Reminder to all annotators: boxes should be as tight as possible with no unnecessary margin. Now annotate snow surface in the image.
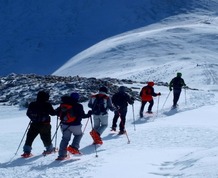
[1,83,218,178]
[1,1,218,177]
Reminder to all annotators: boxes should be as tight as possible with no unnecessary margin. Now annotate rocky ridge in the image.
[0,73,153,108]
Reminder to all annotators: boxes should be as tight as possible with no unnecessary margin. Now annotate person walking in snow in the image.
[111,86,134,134]
[22,91,57,158]
[56,93,91,160]
[139,81,161,118]
[169,72,186,108]
[88,86,115,144]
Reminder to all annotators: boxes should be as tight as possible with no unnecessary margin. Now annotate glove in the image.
[158,92,161,96]
[115,106,120,110]
[87,110,92,117]
[110,106,117,112]
[114,110,119,115]
[169,87,172,91]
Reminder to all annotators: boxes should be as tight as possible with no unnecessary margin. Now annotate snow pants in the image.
[23,122,53,153]
[112,107,127,131]
[93,114,108,136]
[173,89,182,106]
[140,99,154,116]
[58,124,83,157]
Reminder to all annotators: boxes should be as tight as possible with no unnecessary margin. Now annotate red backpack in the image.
[140,86,152,101]
[59,103,76,123]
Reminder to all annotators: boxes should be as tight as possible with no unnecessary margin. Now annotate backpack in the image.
[172,77,184,88]
[59,103,76,123]
[140,86,151,97]
[92,95,107,115]
[112,92,128,108]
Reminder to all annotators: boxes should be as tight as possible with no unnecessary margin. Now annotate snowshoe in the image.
[42,147,57,156]
[55,154,70,161]
[110,127,116,132]
[118,130,126,135]
[139,112,143,118]
[92,139,103,145]
[90,130,103,145]
[67,146,82,155]
[21,153,33,158]
[171,104,179,110]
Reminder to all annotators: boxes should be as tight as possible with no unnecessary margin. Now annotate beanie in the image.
[99,86,108,93]
[147,82,154,87]
[118,86,126,92]
[37,91,49,102]
[177,72,182,77]
[70,92,80,100]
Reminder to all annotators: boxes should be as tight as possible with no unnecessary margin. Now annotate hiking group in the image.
[21,72,187,160]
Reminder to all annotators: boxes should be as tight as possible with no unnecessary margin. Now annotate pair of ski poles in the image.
[13,117,61,158]
[161,87,187,110]
[51,116,98,158]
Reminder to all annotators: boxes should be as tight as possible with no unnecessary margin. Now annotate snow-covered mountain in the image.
[0,0,215,76]
[53,1,218,91]
[1,1,218,178]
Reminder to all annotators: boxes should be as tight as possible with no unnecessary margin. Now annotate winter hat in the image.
[99,86,108,93]
[118,86,126,92]
[177,72,182,77]
[147,81,154,87]
[70,92,80,101]
[37,91,49,102]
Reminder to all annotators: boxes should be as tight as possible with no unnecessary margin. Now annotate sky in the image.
[1,0,218,178]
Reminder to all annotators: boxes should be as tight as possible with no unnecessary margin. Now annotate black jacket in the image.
[26,101,56,123]
[169,77,186,90]
[112,91,134,109]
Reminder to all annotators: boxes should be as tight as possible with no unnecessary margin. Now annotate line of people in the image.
[21,86,135,160]
[21,72,186,160]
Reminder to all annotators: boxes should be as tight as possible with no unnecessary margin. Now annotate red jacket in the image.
[140,82,158,101]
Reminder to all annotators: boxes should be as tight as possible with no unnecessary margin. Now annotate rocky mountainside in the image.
[0,74,152,108]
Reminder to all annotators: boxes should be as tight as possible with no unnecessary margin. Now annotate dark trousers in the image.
[140,100,154,115]
[112,107,127,131]
[24,122,52,147]
[173,89,182,106]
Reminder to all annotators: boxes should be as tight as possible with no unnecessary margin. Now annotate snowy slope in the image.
[54,11,218,91]
[1,84,218,178]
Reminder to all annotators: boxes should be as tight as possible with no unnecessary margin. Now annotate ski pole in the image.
[124,129,130,144]
[119,112,130,144]
[54,116,59,150]
[184,88,187,105]
[161,91,171,110]
[14,121,31,156]
[51,121,61,143]
[132,104,136,131]
[156,95,160,116]
[82,116,90,134]
[90,116,98,157]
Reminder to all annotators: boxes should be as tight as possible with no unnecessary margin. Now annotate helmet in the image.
[70,92,80,101]
[147,82,154,87]
[177,72,182,77]
[118,86,126,92]
[37,91,49,102]
[99,86,108,93]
